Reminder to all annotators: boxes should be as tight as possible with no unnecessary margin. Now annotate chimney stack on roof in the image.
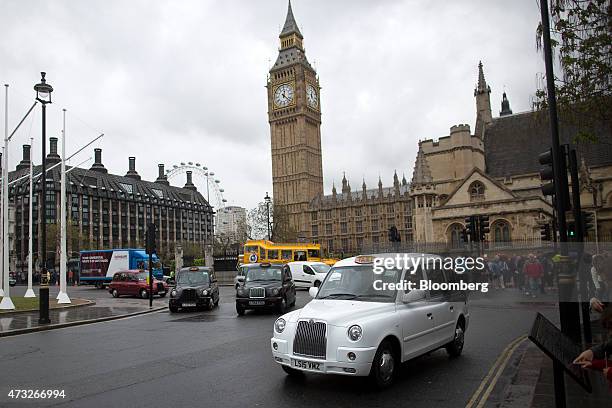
[46,137,61,165]
[155,164,170,185]
[90,148,108,173]
[184,170,197,191]
[16,144,32,171]
[125,156,141,180]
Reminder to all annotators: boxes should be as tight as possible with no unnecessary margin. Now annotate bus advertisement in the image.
[79,249,163,288]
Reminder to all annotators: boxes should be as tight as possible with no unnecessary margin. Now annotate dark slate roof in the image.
[8,163,212,209]
[271,46,313,72]
[280,0,303,39]
[484,111,612,178]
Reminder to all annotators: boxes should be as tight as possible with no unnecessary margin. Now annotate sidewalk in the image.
[492,327,611,407]
[0,288,166,337]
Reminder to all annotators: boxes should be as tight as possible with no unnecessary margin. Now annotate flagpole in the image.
[57,109,69,303]
[0,84,15,309]
[24,137,36,298]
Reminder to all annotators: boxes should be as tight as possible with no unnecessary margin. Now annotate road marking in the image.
[465,334,527,408]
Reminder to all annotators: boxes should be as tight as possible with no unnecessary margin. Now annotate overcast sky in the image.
[0,0,543,210]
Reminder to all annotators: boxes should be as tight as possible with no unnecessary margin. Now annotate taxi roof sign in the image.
[355,255,375,264]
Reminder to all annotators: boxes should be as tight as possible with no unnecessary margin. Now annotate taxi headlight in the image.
[170,289,177,297]
[348,325,363,342]
[274,318,286,333]
[237,287,247,296]
[202,289,209,296]
[271,288,280,296]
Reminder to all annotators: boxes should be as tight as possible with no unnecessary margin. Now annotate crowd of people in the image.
[481,253,554,297]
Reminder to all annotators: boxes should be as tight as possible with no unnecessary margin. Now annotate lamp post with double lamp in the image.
[34,72,53,324]
[264,192,271,240]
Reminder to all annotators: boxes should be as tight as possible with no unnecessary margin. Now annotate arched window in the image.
[448,223,465,248]
[493,220,511,242]
[469,181,485,201]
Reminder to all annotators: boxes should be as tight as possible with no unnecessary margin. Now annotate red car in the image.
[108,270,168,299]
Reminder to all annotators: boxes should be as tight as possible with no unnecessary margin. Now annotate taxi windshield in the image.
[316,265,400,302]
[177,271,209,285]
[246,267,282,282]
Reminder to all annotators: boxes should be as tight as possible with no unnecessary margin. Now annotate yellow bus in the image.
[242,240,337,266]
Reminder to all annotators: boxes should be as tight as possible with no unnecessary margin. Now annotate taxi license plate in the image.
[182,302,196,307]
[292,359,322,371]
[249,300,265,306]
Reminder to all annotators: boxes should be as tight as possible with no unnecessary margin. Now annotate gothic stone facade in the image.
[270,4,612,253]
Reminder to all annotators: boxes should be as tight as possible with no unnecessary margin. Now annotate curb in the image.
[0,306,165,337]
[0,299,96,316]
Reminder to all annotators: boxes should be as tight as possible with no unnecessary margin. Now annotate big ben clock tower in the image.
[268,1,323,239]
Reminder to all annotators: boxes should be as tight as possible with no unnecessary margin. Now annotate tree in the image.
[247,199,297,242]
[534,0,612,140]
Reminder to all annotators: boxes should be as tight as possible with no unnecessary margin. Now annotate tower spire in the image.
[280,0,303,39]
[474,60,492,138]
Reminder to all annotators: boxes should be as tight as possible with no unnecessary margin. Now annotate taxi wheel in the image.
[445,322,465,358]
[369,340,397,389]
[169,304,179,313]
[236,305,245,316]
[111,289,119,298]
[140,289,148,299]
[207,298,214,310]
[159,293,167,298]
[282,365,305,377]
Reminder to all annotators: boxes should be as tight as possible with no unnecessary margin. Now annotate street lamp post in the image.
[264,192,271,240]
[34,72,53,324]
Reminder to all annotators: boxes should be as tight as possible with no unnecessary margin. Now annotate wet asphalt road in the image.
[0,287,556,408]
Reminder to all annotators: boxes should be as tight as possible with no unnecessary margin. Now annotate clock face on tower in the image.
[306,84,318,108]
[273,83,294,108]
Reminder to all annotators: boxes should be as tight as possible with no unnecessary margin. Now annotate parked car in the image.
[236,263,296,316]
[169,266,219,312]
[287,261,330,288]
[108,270,168,299]
[271,254,469,388]
[9,272,17,287]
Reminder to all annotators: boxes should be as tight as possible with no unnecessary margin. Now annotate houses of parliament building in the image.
[268,2,612,254]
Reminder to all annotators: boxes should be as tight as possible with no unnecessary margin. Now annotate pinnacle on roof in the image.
[280,0,303,39]
[475,61,491,95]
[401,173,408,186]
[411,146,433,185]
[500,92,513,116]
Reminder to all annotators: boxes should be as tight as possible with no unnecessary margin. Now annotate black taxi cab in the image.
[235,263,296,316]
[169,266,220,312]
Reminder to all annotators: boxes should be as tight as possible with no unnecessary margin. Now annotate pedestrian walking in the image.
[523,254,544,297]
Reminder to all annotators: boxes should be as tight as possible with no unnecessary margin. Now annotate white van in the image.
[287,261,330,288]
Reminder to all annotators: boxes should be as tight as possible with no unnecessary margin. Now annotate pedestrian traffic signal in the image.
[538,149,556,196]
[146,223,157,255]
[540,224,551,241]
[581,211,594,234]
[567,222,576,238]
[478,215,490,241]
[465,216,477,242]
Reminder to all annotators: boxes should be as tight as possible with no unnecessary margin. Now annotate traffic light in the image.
[567,222,576,239]
[582,211,594,235]
[538,149,556,196]
[478,215,490,242]
[146,223,157,254]
[465,216,477,242]
[540,224,551,241]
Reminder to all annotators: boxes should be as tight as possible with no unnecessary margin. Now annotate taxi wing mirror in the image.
[237,276,245,283]
[402,290,426,303]
[309,287,319,298]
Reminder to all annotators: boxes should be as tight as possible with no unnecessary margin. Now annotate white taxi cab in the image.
[270,254,469,388]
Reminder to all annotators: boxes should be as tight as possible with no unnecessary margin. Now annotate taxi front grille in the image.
[181,289,197,301]
[249,288,265,298]
[293,320,327,359]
